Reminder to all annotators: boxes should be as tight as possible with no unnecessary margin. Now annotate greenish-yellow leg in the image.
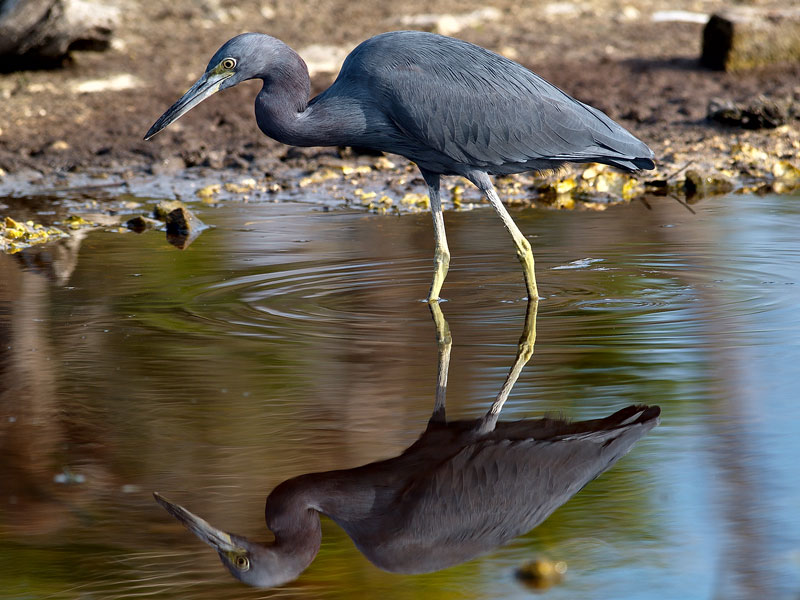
[470,172,539,300]
[426,178,450,302]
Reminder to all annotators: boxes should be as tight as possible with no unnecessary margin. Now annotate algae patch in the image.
[1,216,68,253]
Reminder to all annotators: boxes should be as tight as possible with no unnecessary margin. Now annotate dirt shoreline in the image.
[0,0,798,197]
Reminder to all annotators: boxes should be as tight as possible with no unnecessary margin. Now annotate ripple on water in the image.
[141,209,799,352]
[176,256,438,342]
[523,243,799,352]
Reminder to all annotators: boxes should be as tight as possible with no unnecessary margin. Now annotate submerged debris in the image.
[516,556,568,590]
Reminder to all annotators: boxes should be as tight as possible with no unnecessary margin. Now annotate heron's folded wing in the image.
[371,42,651,169]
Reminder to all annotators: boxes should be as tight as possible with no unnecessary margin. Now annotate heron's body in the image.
[155,405,659,585]
[146,31,655,301]
[259,32,653,175]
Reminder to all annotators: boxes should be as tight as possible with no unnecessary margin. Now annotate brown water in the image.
[1,192,799,599]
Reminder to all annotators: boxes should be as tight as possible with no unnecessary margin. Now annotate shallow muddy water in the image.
[1,191,799,599]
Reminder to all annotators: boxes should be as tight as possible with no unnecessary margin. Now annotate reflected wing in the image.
[370,36,652,171]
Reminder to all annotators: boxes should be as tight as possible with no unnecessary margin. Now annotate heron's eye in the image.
[221,58,236,70]
[234,555,250,571]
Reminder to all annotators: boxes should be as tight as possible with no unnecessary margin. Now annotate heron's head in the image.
[153,492,306,588]
[144,33,294,140]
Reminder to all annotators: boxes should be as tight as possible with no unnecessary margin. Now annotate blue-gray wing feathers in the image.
[338,32,653,174]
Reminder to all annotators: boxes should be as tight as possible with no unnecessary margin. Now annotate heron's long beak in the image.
[154,492,238,553]
[144,71,232,140]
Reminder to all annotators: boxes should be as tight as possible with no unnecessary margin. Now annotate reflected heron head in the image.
[154,492,304,588]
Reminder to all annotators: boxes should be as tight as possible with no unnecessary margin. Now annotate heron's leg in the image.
[427,301,452,425]
[421,170,450,302]
[478,298,538,433]
[468,172,539,300]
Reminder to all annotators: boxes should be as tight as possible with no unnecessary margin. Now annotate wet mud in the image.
[1,0,798,252]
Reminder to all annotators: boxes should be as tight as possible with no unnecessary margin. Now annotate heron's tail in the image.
[594,155,656,172]
[561,101,656,173]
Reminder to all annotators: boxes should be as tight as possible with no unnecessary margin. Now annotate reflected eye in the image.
[234,555,250,571]
[220,58,236,70]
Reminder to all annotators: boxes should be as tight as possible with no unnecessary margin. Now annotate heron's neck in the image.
[252,44,322,147]
[254,51,360,148]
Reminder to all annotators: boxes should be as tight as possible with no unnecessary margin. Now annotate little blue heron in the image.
[154,404,659,588]
[145,31,656,300]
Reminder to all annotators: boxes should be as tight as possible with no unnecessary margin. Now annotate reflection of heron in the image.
[145,31,655,301]
[155,301,659,588]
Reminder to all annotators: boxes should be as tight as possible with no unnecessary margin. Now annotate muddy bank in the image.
[0,0,798,233]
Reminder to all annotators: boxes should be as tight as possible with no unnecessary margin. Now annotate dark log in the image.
[0,0,118,70]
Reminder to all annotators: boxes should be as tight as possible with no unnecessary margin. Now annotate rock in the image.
[125,215,160,233]
[1,215,67,253]
[165,206,206,249]
[0,0,119,69]
[165,206,203,236]
[152,200,185,220]
[702,7,800,71]
[683,169,734,199]
[707,96,792,129]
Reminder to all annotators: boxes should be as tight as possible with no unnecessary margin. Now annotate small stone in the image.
[708,97,789,129]
[165,206,207,249]
[125,215,160,233]
[196,184,222,200]
[165,206,203,237]
[65,215,93,230]
[684,170,734,198]
[153,200,185,220]
[772,160,800,182]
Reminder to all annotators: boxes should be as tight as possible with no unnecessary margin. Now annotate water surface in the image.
[1,192,799,599]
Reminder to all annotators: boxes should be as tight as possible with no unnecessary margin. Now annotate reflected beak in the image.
[154,492,238,553]
[144,71,232,140]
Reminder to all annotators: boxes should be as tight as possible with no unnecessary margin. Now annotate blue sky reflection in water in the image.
[0,192,799,599]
